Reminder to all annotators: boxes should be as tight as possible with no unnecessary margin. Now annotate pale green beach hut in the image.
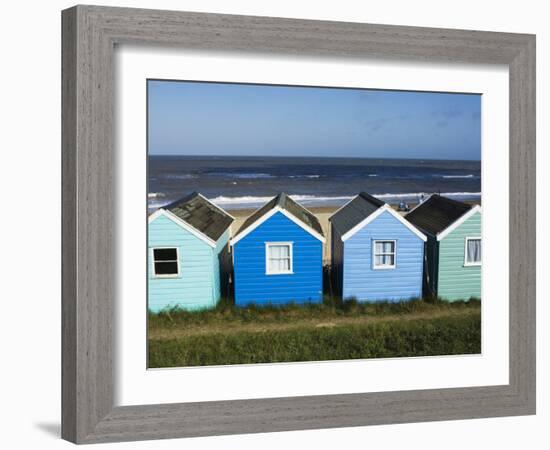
[406,195,482,301]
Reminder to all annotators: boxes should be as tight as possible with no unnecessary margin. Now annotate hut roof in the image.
[163,192,234,242]
[405,194,473,236]
[235,192,324,239]
[329,192,385,236]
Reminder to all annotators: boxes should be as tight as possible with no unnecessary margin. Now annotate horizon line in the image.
[148,154,481,162]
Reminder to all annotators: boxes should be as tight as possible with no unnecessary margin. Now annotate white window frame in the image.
[372,239,397,270]
[265,242,294,275]
[464,236,482,267]
[151,246,180,278]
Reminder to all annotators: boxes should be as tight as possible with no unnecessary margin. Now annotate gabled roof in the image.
[329,192,385,236]
[231,193,325,245]
[151,192,234,243]
[330,192,427,242]
[405,194,474,237]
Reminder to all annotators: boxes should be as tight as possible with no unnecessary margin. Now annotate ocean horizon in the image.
[148,155,481,210]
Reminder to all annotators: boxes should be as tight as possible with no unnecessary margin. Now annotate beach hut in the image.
[230,193,325,306]
[330,192,427,302]
[148,192,234,312]
[405,194,482,301]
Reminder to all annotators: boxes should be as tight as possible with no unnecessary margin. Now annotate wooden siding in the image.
[424,236,440,296]
[342,210,424,302]
[233,211,323,306]
[212,228,231,301]
[437,211,482,301]
[148,214,215,312]
[330,223,344,298]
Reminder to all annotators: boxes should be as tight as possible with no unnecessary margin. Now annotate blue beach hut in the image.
[330,192,426,302]
[230,193,325,307]
[148,192,234,312]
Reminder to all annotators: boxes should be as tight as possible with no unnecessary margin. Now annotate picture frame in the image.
[61,4,535,444]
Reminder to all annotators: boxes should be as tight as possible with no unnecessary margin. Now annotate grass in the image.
[148,297,481,368]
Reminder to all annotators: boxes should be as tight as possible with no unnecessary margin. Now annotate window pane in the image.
[267,244,291,273]
[269,246,281,259]
[154,248,177,261]
[268,257,290,272]
[155,261,178,275]
[467,239,481,263]
[269,245,289,259]
[374,245,395,267]
[381,254,395,266]
[374,241,395,255]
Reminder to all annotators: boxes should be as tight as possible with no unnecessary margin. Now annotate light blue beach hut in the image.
[148,192,234,312]
[330,192,426,302]
[230,193,325,307]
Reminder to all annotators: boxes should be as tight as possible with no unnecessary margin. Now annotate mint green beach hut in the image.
[148,192,234,312]
[406,195,482,301]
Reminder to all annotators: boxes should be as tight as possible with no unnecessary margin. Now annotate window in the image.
[152,247,179,277]
[464,237,482,266]
[265,242,293,275]
[373,240,396,269]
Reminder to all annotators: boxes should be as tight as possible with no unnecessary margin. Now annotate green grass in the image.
[148,313,481,367]
[148,296,480,329]
[148,297,481,368]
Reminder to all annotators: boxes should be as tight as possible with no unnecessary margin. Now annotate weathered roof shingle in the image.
[405,194,472,236]
[163,192,233,241]
[329,192,385,235]
[236,192,323,237]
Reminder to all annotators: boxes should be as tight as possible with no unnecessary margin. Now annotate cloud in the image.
[363,113,410,132]
[432,107,463,119]
[364,117,389,132]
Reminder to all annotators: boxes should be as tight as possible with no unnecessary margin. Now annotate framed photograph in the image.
[62,5,536,444]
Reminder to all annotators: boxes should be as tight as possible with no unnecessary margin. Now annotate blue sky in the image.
[148,80,481,161]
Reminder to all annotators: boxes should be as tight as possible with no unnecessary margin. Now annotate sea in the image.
[148,156,481,211]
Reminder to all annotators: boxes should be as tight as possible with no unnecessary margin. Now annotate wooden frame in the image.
[62,5,536,444]
[464,237,483,267]
[265,242,294,275]
[372,239,397,270]
[150,247,180,279]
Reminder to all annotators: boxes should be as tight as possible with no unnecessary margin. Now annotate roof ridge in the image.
[429,193,472,210]
[282,193,323,228]
[329,192,385,237]
[196,192,235,220]
[157,191,233,242]
[233,192,324,241]
[234,195,278,235]
[163,192,234,223]
[276,192,287,208]
[163,191,200,211]
[358,191,385,207]
[405,194,475,236]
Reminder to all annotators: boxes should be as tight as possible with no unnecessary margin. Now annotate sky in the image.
[148,80,481,161]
